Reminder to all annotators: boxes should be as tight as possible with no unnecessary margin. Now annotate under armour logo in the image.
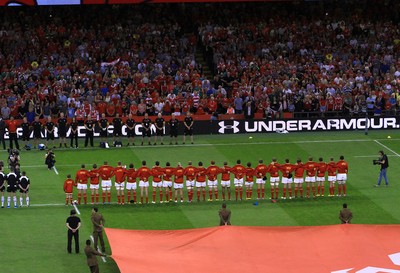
[218,121,240,134]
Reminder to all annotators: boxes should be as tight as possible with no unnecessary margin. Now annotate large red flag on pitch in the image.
[106,225,400,273]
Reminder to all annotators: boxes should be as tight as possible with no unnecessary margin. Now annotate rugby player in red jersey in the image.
[174,163,185,202]
[304,157,318,198]
[63,174,74,205]
[267,158,280,201]
[206,161,220,201]
[195,162,207,201]
[125,164,137,203]
[327,158,337,196]
[336,156,349,197]
[254,160,268,199]
[151,161,164,203]
[184,161,197,202]
[137,160,152,204]
[231,160,246,201]
[245,162,255,200]
[113,162,127,205]
[316,158,328,197]
[75,164,90,205]
[280,159,296,199]
[219,162,231,201]
[163,162,175,202]
[89,164,100,205]
[99,161,114,204]
[293,159,305,198]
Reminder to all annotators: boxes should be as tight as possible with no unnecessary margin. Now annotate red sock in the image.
[127,192,131,202]
[270,188,274,199]
[222,190,226,200]
[102,193,106,203]
[140,197,143,203]
[160,191,163,202]
[107,192,111,203]
[190,190,194,201]
[83,193,87,204]
[288,188,292,197]
[275,188,279,199]
[306,186,310,197]
[294,187,298,197]
[65,198,69,205]
[235,188,239,201]
[261,188,265,198]
[321,186,325,196]
[300,187,303,197]
[152,190,156,202]
[202,190,206,201]
[239,188,243,200]
[169,191,172,200]
[257,188,261,198]
[332,186,335,196]
[117,196,121,204]
[317,185,321,195]
[312,186,316,197]
[91,195,95,204]
[338,185,342,195]
[69,197,73,204]
[214,189,218,200]
[343,184,346,195]
[133,191,137,202]
[145,197,148,203]
[209,190,213,200]
[96,194,99,203]
[227,188,231,200]
[197,190,201,201]
[121,195,125,203]
[165,190,169,201]
[283,188,287,197]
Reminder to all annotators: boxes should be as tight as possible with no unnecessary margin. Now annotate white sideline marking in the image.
[73,202,80,215]
[53,166,59,175]
[90,235,107,263]
[374,140,400,157]
[354,155,398,158]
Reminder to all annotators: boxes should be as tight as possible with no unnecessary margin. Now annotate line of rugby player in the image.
[64,156,349,205]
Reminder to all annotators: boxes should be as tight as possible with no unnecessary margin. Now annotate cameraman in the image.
[375,150,389,187]
[45,149,56,170]
[8,149,20,170]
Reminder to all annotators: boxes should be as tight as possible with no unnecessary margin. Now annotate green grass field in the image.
[1,130,400,273]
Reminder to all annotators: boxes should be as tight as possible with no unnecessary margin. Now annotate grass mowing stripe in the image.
[374,140,400,157]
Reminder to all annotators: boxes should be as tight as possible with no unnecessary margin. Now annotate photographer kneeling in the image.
[374,150,389,187]
[8,149,20,170]
[45,149,56,170]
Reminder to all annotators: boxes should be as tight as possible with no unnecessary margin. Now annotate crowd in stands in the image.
[1,1,400,122]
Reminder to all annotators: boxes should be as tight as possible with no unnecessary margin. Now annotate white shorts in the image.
[270,177,280,183]
[90,184,99,190]
[328,176,336,182]
[115,182,125,190]
[256,178,266,184]
[234,178,244,187]
[139,181,149,187]
[316,177,325,182]
[245,182,254,187]
[152,181,163,188]
[101,180,112,189]
[186,180,195,187]
[163,181,172,188]
[126,182,137,190]
[174,183,184,189]
[208,180,218,187]
[305,176,316,183]
[282,177,293,184]
[221,180,231,187]
[196,182,206,188]
[294,178,304,184]
[337,173,347,182]
[77,183,87,190]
